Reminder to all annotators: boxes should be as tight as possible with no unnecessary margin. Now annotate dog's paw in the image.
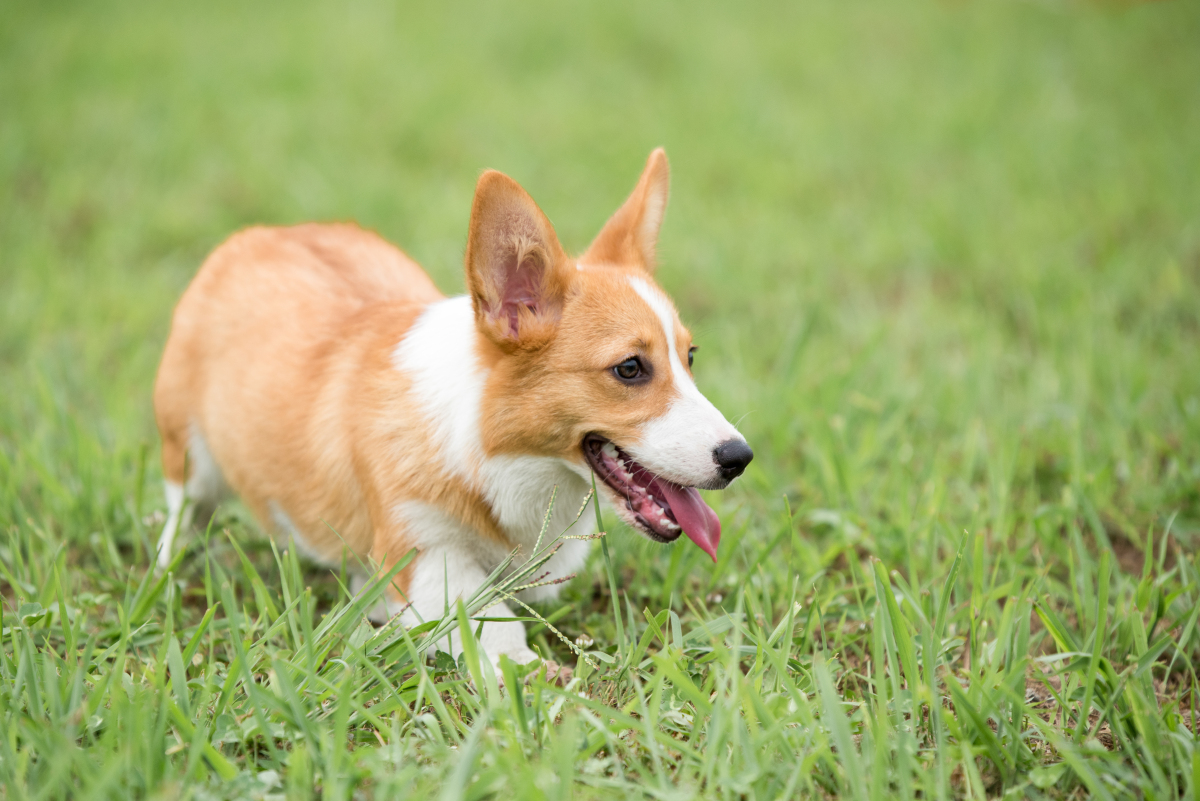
[538,659,573,686]
[488,653,572,688]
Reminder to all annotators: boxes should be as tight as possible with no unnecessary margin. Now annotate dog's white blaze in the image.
[627,275,743,486]
[628,276,689,384]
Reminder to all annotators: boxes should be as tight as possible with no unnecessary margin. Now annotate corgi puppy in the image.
[153,149,753,668]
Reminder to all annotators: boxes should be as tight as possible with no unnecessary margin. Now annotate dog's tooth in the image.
[602,442,618,458]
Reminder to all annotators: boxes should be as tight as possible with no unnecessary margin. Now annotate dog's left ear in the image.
[465,170,570,350]
[583,148,670,272]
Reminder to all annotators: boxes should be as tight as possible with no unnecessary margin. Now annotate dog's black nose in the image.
[713,439,754,480]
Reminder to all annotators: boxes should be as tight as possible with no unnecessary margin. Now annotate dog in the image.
[152,148,753,669]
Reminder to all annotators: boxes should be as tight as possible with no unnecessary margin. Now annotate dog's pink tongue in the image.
[656,480,721,562]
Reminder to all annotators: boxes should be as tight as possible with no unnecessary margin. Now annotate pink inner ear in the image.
[489,249,543,338]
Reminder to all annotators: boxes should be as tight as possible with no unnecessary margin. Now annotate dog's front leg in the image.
[395,545,539,671]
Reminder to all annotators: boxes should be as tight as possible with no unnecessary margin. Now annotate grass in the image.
[2,0,1200,797]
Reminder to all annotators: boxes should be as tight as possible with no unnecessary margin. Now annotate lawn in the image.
[2,0,1200,798]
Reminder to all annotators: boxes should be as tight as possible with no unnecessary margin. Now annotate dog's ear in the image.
[583,148,670,272]
[465,170,570,349]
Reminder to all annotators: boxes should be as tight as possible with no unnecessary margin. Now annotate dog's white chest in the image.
[392,296,595,592]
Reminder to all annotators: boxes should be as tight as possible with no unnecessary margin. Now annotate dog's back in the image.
[153,223,442,561]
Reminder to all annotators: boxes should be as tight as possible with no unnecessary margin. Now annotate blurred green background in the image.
[4,1,1200,796]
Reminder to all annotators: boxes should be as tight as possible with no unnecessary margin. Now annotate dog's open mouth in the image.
[583,434,721,562]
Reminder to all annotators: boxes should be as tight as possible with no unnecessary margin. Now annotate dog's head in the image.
[468,149,752,560]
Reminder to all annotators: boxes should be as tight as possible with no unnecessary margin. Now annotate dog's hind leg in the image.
[156,415,190,569]
[156,424,227,569]
[157,480,190,569]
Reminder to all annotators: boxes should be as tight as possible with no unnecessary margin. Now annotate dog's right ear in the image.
[583,148,670,272]
[465,171,570,350]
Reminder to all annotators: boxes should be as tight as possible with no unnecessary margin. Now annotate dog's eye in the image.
[688,346,697,368]
[613,358,643,381]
